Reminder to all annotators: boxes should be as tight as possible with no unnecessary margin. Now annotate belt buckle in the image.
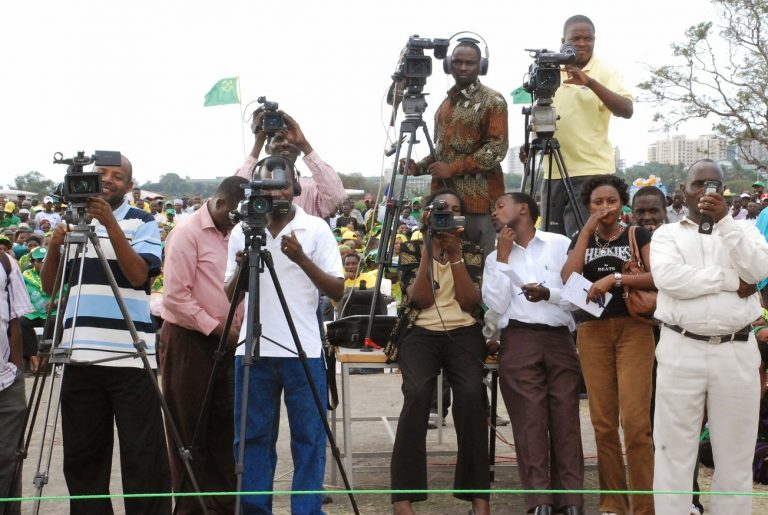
[708,335,723,344]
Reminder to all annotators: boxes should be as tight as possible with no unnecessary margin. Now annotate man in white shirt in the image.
[665,190,688,223]
[33,196,61,232]
[482,192,584,515]
[225,157,343,514]
[651,159,768,515]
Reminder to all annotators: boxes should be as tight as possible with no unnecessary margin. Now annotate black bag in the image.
[326,315,397,349]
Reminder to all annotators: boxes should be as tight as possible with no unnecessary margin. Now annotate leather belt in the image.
[664,324,751,344]
[508,319,569,332]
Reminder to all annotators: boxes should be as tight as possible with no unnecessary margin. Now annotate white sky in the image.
[1,0,720,187]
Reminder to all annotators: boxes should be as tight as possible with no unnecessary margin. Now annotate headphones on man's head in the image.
[252,156,302,197]
[442,32,490,76]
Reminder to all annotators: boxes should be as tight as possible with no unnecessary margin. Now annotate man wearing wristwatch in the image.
[651,160,768,515]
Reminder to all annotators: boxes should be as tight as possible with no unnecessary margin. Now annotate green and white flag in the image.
[203,77,239,107]
[510,87,533,105]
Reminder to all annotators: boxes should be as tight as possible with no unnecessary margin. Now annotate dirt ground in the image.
[16,372,768,514]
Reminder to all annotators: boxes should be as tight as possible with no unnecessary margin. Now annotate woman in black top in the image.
[561,175,656,515]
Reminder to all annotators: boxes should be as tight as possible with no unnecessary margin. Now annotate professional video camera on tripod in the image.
[13,150,207,515]
[519,44,585,233]
[324,35,450,352]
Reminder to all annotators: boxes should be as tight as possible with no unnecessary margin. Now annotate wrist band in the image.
[450,258,464,265]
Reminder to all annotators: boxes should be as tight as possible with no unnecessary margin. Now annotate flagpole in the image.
[237,76,247,156]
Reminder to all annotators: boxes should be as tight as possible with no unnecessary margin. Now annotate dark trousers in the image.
[541,175,597,238]
[498,325,584,511]
[20,317,42,360]
[0,372,25,515]
[391,324,489,503]
[160,322,235,514]
[61,365,171,515]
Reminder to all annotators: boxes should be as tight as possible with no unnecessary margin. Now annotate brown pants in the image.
[160,322,235,514]
[498,325,584,512]
[577,317,655,515]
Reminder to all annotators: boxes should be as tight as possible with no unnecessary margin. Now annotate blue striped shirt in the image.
[60,200,161,368]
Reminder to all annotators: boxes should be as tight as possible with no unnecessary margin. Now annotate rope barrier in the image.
[3,488,768,503]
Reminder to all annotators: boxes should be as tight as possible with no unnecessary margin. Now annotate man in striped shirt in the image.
[41,155,171,515]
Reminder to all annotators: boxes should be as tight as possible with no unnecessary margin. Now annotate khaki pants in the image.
[653,326,760,515]
[577,317,655,515]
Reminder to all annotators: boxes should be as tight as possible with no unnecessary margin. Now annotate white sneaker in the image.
[690,504,703,515]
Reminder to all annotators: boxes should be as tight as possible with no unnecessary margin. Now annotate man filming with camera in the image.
[225,157,343,514]
[40,155,171,515]
[236,104,346,220]
[402,39,508,257]
[524,14,633,237]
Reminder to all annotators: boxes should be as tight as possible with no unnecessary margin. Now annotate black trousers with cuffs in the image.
[391,323,489,503]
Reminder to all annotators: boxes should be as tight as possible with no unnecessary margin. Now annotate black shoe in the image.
[532,505,553,515]
[561,506,584,515]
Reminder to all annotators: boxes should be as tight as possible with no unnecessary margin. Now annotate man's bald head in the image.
[121,155,133,183]
[686,159,724,186]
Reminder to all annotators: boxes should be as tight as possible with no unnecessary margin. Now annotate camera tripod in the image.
[363,86,440,345]
[10,211,207,515]
[181,219,359,515]
[520,104,584,234]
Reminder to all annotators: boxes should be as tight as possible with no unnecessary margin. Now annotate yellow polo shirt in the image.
[546,55,632,178]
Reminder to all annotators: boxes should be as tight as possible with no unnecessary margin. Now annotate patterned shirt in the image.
[1,255,33,390]
[60,200,161,367]
[417,79,508,214]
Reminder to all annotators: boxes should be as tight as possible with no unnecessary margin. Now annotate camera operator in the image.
[235,109,346,219]
[651,160,768,514]
[401,40,508,257]
[224,162,343,514]
[387,189,490,515]
[40,155,171,515]
[523,15,633,237]
[482,192,584,515]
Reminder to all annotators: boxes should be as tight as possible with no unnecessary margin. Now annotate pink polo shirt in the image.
[162,202,240,336]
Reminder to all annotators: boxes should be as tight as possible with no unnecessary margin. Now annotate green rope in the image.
[3,488,768,503]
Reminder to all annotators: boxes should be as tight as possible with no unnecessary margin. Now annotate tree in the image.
[638,0,768,167]
[13,171,55,196]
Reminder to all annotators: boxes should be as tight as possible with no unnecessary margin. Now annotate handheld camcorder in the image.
[52,150,121,203]
[427,199,465,232]
[233,156,291,228]
[523,44,576,101]
[257,96,286,134]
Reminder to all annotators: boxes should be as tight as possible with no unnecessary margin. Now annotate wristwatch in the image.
[614,272,623,288]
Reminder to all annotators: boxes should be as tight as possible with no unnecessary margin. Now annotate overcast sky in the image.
[2,0,720,187]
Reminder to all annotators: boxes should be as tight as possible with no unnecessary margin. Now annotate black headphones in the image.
[442,32,490,76]
[252,156,302,196]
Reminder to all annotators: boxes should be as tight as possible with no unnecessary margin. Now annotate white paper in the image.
[562,272,612,318]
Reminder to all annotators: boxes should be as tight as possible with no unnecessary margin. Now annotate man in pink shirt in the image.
[160,176,247,514]
[236,110,346,219]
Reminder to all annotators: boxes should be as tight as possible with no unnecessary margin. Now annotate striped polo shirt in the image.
[60,200,161,368]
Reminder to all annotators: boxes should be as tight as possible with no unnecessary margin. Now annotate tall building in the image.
[648,134,730,168]
[506,146,525,176]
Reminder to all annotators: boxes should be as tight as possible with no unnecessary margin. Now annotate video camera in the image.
[521,45,576,136]
[50,150,121,225]
[427,199,465,232]
[522,45,576,101]
[233,156,291,228]
[257,96,286,134]
[391,35,450,91]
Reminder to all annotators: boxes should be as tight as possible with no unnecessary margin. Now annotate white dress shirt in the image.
[482,230,575,332]
[650,215,768,334]
[225,205,342,358]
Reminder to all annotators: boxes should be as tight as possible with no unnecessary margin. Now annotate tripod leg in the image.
[261,251,360,515]
[31,364,65,515]
[551,147,585,232]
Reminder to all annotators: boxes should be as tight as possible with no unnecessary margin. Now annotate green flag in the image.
[203,77,240,107]
[510,87,532,105]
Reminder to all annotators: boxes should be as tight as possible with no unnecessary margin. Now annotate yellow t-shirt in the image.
[546,55,632,178]
[415,260,476,331]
